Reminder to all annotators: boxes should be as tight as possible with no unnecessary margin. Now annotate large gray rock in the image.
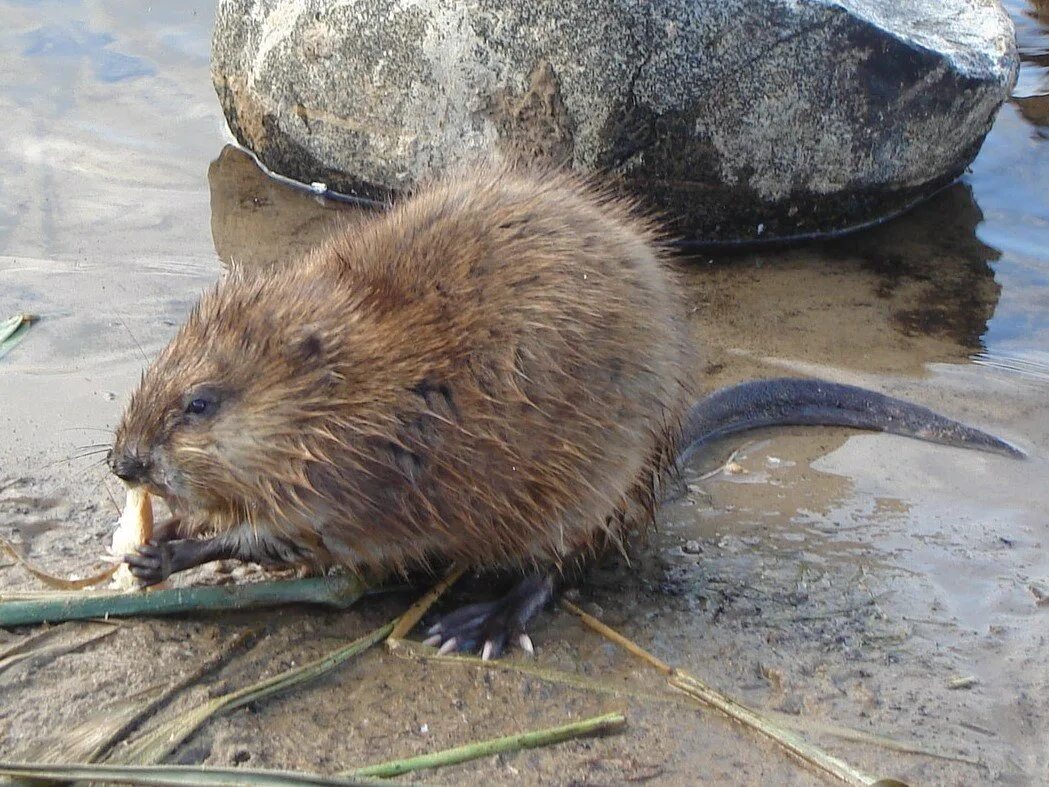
[212,0,1018,242]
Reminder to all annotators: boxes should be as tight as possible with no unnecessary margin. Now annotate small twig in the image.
[0,621,117,676]
[345,712,626,778]
[0,535,118,590]
[959,721,997,737]
[901,616,957,628]
[392,639,692,707]
[561,600,674,675]
[694,446,744,481]
[385,564,464,649]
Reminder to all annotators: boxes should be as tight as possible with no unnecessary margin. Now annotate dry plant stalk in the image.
[385,563,464,649]
[391,638,688,706]
[18,630,255,765]
[0,621,117,676]
[109,575,467,766]
[109,620,395,765]
[562,599,886,786]
[0,536,117,590]
[395,639,976,767]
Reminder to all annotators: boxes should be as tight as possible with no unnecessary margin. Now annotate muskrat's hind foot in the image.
[423,573,557,660]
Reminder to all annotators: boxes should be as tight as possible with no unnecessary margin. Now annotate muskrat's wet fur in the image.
[113,165,689,580]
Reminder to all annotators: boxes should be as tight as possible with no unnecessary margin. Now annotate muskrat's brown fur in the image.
[113,165,691,580]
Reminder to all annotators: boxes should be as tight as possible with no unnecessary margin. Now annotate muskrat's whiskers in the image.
[32,451,109,473]
[30,443,111,473]
[100,477,123,515]
[115,313,149,365]
[69,448,112,460]
[72,449,112,459]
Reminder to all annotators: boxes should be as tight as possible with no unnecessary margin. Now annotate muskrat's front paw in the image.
[123,540,172,586]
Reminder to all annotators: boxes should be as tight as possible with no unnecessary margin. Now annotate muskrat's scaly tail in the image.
[677,378,1025,464]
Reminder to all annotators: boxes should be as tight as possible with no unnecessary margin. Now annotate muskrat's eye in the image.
[186,398,210,415]
[182,387,221,420]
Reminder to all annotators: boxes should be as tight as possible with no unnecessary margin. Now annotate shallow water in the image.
[1,1,1048,783]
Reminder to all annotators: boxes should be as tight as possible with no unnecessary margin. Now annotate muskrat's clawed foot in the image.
[423,574,556,660]
[123,540,174,586]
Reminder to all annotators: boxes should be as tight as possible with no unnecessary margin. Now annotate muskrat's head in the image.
[109,267,349,520]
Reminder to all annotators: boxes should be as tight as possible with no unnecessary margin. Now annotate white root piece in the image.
[109,487,154,590]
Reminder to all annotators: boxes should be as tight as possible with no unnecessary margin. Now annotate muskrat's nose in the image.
[112,453,150,484]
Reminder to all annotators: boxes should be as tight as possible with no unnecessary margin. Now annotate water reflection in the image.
[964,3,1049,371]
[824,183,1001,351]
[675,182,1003,388]
[208,145,365,272]
[1010,0,1049,127]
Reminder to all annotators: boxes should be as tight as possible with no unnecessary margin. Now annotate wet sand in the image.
[1,1,1048,784]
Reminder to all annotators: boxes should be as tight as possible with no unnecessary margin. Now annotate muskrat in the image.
[109,165,1022,659]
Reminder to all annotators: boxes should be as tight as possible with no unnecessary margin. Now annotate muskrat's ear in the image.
[285,324,333,368]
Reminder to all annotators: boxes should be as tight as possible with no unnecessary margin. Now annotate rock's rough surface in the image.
[212,0,1018,241]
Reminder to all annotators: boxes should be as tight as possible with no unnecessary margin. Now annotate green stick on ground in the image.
[0,762,381,786]
[0,713,626,785]
[0,575,365,627]
[346,711,627,778]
